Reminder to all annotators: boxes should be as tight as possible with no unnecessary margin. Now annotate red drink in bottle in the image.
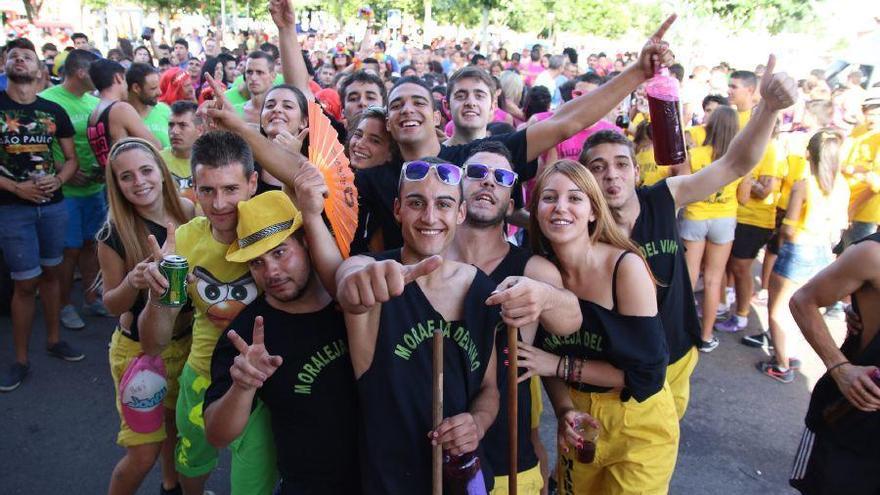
[646,68,686,165]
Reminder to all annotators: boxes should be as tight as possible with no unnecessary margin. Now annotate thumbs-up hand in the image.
[758,54,797,112]
[337,255,443,313]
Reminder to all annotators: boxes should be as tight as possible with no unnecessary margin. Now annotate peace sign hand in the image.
[228,316,284,391]
[143,223,178,301]
[202,73,244,131]
[758,54,797,112]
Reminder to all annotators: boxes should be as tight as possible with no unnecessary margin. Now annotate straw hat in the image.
[226,190,303,263]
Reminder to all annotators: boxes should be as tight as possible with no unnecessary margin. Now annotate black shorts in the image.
[790,427,880,495]
[731,223,773,260]
[766,208,786,256]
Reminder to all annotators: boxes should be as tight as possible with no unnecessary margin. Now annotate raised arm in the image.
[667,54,797,208]
[790,242,880,412]
[290,161,342,295]
[269,0,314,101]
[524,15,677,162]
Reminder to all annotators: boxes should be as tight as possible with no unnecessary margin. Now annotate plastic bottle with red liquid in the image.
[646,67,686,165]
[443,451,487,495]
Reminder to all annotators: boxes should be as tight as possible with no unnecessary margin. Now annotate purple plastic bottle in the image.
[646,67,686,165]
[443,451,487,495]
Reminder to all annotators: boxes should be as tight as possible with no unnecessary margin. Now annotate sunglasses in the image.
[464,164,518,188]
[400,160,462,186]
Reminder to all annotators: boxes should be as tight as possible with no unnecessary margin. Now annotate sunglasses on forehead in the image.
[463,164,518,188]
[400,160,462,186]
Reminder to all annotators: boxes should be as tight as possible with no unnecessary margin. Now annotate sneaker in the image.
[81,299,111,317]
[159,483,182,495]
[0,362,30,392]
[754,289,769,305]
[715,316,746,333]
[757,360,794,383]
[773,356,802,371]
[47,341,85,362]
[698,336,720,353]
[716,301,730,317]
[741,331,774,349]
[60,304,85,330]
[725,287,736,307]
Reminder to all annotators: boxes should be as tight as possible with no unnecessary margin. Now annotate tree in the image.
[696,0,817,34]
[22,0,44,23]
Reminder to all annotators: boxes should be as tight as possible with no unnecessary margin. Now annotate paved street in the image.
[1,283,843,494]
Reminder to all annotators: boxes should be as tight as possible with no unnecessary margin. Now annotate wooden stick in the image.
[433,329,444,495]
[508,325,518,495]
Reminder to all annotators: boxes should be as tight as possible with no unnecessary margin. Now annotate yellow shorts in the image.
[667,346,699,419]
[556,386,680,495]
[491,463,544,495]
[109,329,191,447]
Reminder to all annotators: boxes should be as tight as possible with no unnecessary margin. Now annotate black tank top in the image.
[87,101,116,169]
[357,249,499,494]
[535,252,669,402]
[483,243,539,476]
[805,232,880,456]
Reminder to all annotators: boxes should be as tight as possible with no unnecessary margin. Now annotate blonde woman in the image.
[97,138,195,495]
[517,160,677,494]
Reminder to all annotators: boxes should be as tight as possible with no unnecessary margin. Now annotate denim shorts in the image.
[772,242,832,284]
[679,216,737,244]
[0,201,68,280]
[63,191,107,249]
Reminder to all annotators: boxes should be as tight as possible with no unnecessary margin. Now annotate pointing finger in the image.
[650,14,677,42]
[227,330,250,355]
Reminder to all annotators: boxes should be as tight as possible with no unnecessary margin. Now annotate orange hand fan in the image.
[308,101,358,258]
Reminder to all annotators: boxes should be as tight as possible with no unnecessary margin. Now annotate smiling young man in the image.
[138,131,277,495]
[339,70,387,124]
[578,55,797,418]
[447,141,581,494]
[351,16,677,255]
[336,157,501,493]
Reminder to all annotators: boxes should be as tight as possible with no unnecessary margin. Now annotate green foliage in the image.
[695,0,817,34]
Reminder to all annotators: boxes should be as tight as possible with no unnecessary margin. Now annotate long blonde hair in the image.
[528,160,653,278]
[98,138,189,271]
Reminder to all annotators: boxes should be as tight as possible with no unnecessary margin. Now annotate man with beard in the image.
[336,157,500,493]
[126,63,171,148]
[0,38,81,391]
[351,15,677,254]
[577,55,797,418]
[447,141,581,494]
[139,132,277,495]
[204,175,359,494]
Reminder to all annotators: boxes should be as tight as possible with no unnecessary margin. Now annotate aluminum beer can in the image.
[159,255,188,307]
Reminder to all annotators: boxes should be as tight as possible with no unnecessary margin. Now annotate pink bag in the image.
[119,353,167,434]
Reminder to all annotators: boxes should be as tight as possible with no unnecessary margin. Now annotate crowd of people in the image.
[1,1,879,494]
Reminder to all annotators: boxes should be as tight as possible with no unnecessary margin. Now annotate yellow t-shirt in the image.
[686,125,706,149]
[737,140,783,228]
[779,154,809,211]
[789,174,850,244]
[160,148,194,201]
[683,145,743,220]
[636,148,670,186]
[177,217,259,377]
[845,131,880,223]
[738,109,751,130]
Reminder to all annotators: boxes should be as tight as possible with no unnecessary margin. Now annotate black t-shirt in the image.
[0,91,74,206]
[350,130,536,255]
[357,249,500,494]
[483,243,539,476]
[98,219,178,342]
[631,181,701,362]
[804,232,880,457]
[204,297,360,493]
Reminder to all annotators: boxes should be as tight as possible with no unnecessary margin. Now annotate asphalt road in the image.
[0,284,843,495]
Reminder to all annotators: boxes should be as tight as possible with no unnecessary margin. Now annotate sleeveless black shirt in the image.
[87,101,116,169]
[804,232,880,457]
[631,181,701,362]
[357,249,500,494]
[482,243,540,476]
[535,253,669,402]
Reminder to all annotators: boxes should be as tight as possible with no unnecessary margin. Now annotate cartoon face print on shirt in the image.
[192,266,258,330]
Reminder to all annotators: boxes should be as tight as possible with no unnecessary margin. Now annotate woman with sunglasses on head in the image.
[516,160,678,495]
[97,138,195,495]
